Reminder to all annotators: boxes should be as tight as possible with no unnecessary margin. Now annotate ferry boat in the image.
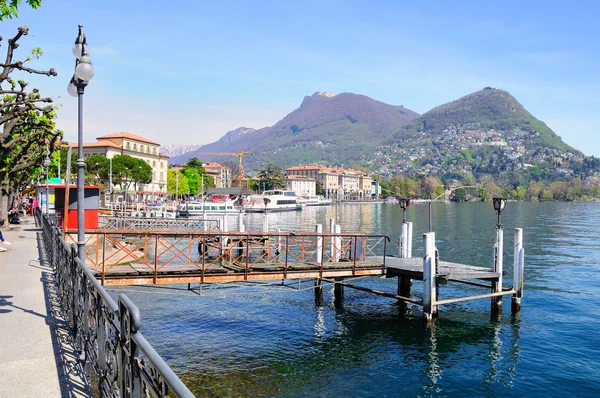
[245,189,301,212]
[178,198,244,217]
[303,195,333,206]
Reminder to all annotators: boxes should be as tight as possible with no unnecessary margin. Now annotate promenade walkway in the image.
[0,216,90,397]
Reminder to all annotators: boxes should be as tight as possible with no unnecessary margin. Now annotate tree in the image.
[110,155,151,196]
[167,168,189,197]
[0,26,58,224]
[256,163,285,191]
[0,0,42,21]
[183,167,200,195]
[185,157,214,194]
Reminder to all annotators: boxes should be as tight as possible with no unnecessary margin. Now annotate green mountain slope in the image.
[170,92,419,168]
[403,87,577,153]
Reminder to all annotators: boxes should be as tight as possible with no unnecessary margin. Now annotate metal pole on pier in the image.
[423,232,437,322]
[315,224,323,264]
[334,224,341,262]
[491,225,504,313]
[512,228,525,313]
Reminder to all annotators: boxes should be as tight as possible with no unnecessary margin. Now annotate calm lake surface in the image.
[107,202,600,396]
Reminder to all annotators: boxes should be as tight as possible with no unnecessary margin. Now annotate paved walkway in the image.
[0,216,90,397]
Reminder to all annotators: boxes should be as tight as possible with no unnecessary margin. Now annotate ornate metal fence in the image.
[40,215,194,397]
[98,215,221,232]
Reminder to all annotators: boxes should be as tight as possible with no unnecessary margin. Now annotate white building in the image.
[285,175,316,196]
[71,132,170,199]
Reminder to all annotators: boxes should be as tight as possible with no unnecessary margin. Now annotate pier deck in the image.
[370,256,500,281]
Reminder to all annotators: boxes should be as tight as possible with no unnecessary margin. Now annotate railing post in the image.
[334,225,341,263]
[407,222,413,258]
[329,218,335,260]
[315,224,323,267]
[512,228,524,313]
[119,294,141,397]
[423,232,437,322]
[492,226,504,313]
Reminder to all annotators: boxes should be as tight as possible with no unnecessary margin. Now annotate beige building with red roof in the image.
[285,174,316,196]
[203,162,232,188]
[72,132,169,197]
[285,165,373,199]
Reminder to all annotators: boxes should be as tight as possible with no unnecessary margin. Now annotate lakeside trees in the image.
[0,26,59,225]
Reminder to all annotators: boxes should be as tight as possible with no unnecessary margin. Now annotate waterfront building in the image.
[286,165,374,199]
[70,132,169,200]
[203,162,233,188]
[285,175,316,196]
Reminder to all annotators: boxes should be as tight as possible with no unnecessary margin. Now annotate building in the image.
[203,162,232,188]
[71,132,169,199]
[285,165,374,200]
[285,175,316,196]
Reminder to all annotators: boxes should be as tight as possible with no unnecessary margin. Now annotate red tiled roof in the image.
[159,153,170,158]
[67,141,121,149]
[286,175,316,180]
[96,132,160,146]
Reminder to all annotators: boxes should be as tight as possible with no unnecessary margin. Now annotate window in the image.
[160,172,164,182]
[153,161,156,167]
[133,144,137,151]
[153,148,157,155]
[161,162,164,169]
[126,142,130,150]
[140,145,144,152]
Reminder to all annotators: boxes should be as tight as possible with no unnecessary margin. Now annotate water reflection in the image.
[115,202,600,396]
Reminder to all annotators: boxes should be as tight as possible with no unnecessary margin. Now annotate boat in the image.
[303,195,333,206]
[178,198,244,217]
[245,189,302,212]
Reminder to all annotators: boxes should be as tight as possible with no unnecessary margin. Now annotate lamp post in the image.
[67,24,95,262]
[263,197,271,231]
[108,157,113,209]
[399,197,410,224]
[44,148,50,215]
[493,198,507,229]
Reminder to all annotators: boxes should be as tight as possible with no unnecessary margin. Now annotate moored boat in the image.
[245,189,302,212]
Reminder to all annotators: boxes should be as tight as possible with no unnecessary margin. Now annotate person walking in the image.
[0,229,11,252]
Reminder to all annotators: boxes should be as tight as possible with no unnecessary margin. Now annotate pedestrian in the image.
[0,229,11,252]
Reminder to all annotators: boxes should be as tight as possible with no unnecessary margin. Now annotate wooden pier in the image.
[68,220,525,322]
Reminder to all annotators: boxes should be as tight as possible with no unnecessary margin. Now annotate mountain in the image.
[170,92,419,168]
[371,88,584,179]
[161,144,204,158]
[403,87,576,153]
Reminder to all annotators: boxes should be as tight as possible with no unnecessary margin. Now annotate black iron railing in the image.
[40,214,194,397]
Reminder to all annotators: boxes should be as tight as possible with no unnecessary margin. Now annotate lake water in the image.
[107,202,600,396]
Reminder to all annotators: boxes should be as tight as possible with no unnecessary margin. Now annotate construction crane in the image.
[194,152,250,186]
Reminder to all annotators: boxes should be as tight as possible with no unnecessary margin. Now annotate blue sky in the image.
[3,0,600,155]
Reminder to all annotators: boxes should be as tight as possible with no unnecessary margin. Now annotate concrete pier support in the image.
[423,232,437,322]
[334,277,344,305]
[492,227,504,313]
[314,278,323,305]
[398,276,412,297]
[512,228,525,313]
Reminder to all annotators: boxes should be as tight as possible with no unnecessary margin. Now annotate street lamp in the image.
[67,24,95,262]
[493,198,507,228]
[44,148,51,215]
[399,197,410,224]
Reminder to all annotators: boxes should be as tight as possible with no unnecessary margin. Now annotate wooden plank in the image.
[368,256,500,281]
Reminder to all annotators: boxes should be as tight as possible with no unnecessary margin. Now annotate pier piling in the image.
[491,226,504,313]
[423,232,437,322]
[334,277,344,305]
[512,228,525,313]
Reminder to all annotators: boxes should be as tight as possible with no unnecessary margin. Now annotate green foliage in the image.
[110,155,151,192]
[167,168,189,196]
[183,167,200,195]
[184,157,213,194]
[256,163,285,191]
[0,0,42,20]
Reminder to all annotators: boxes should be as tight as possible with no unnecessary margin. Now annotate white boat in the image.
[303,195,332,206]
[245,189,302,212]
[178,199,244,217]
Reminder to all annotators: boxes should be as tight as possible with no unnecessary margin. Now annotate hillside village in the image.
[366,123,587,181]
